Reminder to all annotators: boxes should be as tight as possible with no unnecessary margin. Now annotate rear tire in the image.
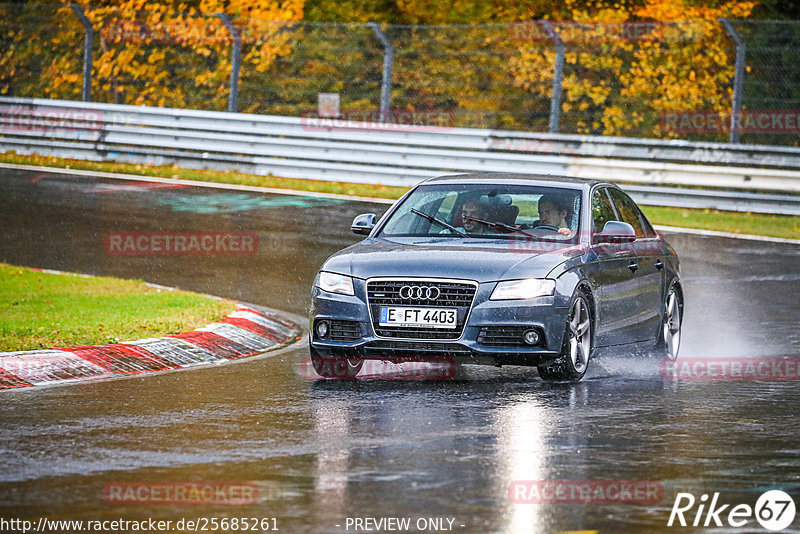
[655,282,683,361]
[538,289,593,382]
[309,346,363,379]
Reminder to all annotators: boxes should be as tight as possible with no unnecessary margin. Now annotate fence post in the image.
[540,21,564,134]
[719,18,746,144]
[368,23,394,122]
[216,13,242,113]
[69,2,94,102]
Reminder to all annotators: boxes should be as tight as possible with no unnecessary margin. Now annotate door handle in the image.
[628,261,639,273]
[654,260,664,270]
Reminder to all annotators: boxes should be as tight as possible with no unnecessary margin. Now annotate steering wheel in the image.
[532,225,560,232]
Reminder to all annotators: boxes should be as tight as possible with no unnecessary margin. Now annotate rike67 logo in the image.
[668,491,796,531]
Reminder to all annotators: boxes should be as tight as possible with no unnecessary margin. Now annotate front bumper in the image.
[310,280,570,367]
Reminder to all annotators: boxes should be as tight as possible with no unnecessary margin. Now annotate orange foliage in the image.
[1,0,303,111]
[510,0,757,136]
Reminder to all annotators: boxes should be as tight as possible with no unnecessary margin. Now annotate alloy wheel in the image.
[662,287,682,360]
[568,296,591,373]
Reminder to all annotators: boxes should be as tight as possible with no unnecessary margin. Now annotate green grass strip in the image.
[0,263,235,352]
[640,206,800,240]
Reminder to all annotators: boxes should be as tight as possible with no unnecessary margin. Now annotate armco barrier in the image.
[2,97,800,214]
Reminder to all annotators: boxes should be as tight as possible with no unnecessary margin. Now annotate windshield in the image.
[379,183,582,241]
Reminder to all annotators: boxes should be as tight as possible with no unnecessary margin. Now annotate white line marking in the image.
[654,224,800,245]
[198,323,278,350]
[125,338,225,366]
[5,161,797,243]
[228,309,296,337]
[0,162,397,204]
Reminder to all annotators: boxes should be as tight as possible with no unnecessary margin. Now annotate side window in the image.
[638,208,657,238]
[607,188,645,239]
[591,188,617,234]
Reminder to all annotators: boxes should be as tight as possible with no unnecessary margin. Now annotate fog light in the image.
[316,320,329,339]
[523,329,540,345]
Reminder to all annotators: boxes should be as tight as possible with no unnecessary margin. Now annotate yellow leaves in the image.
[147,50,165,65]
[508,0,747,137]
[0,0,303,110]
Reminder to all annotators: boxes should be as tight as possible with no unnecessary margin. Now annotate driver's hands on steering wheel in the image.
[533,224,574,237]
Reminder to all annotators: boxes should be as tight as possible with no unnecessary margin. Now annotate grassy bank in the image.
[640,206,800,239]
[0,263,235,352]
[2,152,799,240]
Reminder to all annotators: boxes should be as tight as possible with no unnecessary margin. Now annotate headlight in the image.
[490,278,555,300]
[317,272,355,296]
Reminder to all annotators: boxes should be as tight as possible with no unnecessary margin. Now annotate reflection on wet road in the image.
[1,169,799,533]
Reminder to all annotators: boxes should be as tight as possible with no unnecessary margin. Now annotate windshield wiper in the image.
[410,208,467,237]
[463,216,536,238]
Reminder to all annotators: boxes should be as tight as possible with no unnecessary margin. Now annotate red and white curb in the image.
[0,304,302,390]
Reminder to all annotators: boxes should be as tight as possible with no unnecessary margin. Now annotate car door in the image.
[585,187,643,347]
[606,188,663,342]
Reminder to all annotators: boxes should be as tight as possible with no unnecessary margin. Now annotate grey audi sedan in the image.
[309,173,683,381]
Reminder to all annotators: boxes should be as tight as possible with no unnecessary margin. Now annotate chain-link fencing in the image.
[1,3,799,145]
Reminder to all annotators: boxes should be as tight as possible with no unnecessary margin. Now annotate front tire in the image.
[538,289,593,382]
[310,346,363,379]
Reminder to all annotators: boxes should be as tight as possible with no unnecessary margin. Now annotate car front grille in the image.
[477,326,543,347]
[367,279,477,340]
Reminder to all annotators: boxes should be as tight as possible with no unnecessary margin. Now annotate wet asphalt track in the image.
[0,168,799,534]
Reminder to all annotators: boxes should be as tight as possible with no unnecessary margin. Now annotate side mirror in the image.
[351,213,377,235]
[594,221,636,244]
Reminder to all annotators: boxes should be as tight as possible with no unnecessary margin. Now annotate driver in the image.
[441,199,488,235]
[536,194,574,237]
[460,199,488,235]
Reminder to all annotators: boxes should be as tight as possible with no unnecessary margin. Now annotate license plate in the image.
[379,306,457,329]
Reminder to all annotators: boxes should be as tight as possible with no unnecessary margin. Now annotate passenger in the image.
[536,194,574,236]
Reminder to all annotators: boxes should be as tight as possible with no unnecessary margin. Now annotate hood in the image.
[321,236,582,283]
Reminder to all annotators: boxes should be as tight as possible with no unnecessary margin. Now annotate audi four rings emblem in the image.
[399,285,441,300]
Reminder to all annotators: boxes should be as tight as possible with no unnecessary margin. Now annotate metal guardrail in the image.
[2,97,800,215]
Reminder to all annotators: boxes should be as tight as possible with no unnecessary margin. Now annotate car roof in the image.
[420,172,611,189]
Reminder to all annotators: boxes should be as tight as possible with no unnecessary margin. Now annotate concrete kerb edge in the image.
[0,269,307,391]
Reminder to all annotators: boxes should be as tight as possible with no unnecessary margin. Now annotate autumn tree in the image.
[509,0,757,138]
[0,0,304,111]
[1,0,782,141]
